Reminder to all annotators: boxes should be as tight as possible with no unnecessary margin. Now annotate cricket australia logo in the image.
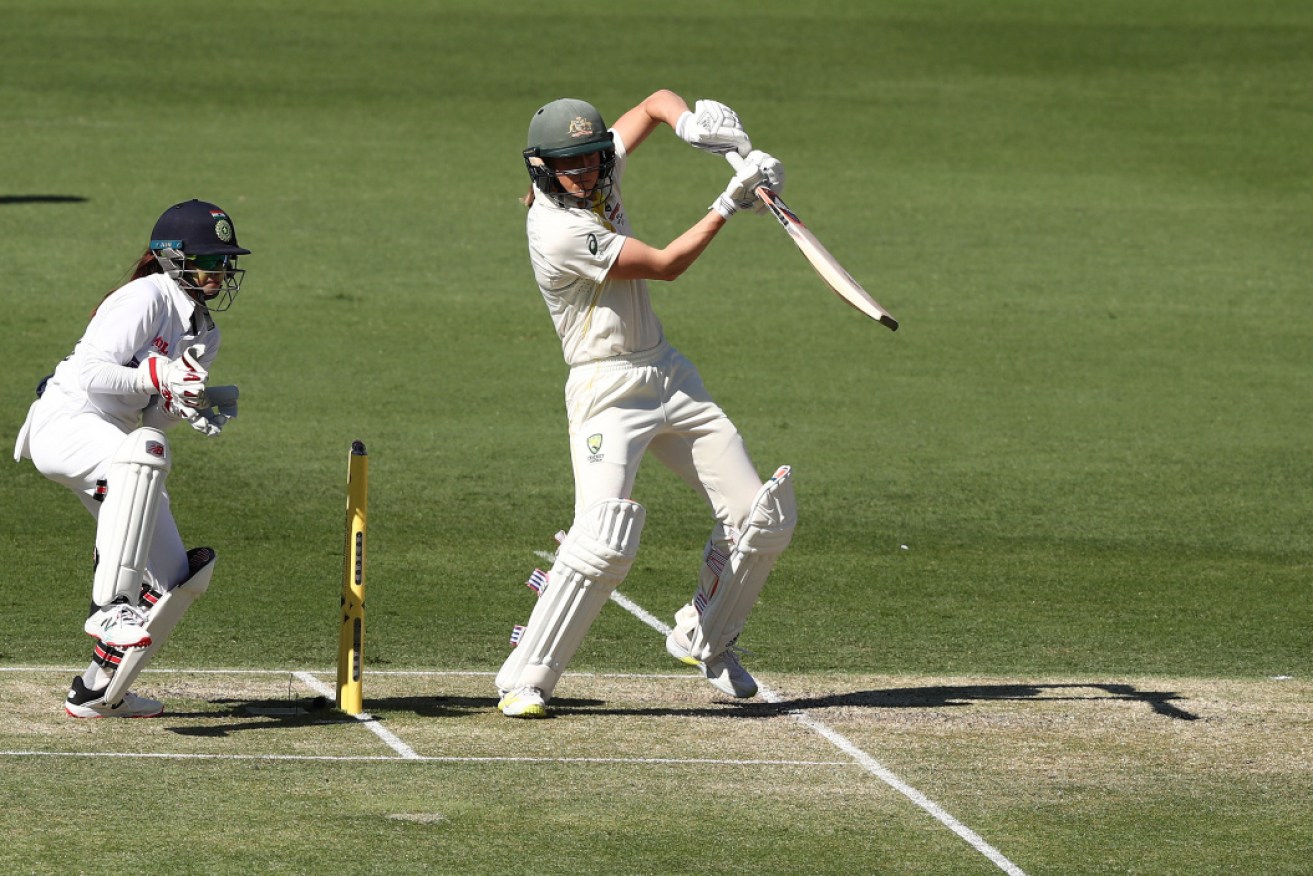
[567,116,594,139]
[586,433,604,463]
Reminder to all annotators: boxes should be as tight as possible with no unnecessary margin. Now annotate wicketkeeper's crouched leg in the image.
[496,499,645,717]
[82,427,174,649]
[66,547,217,718]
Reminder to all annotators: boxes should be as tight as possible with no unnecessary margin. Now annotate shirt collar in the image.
[159,273,213,332]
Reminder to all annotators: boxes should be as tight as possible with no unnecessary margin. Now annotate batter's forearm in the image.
[661,211,725,278]
[611,211,725,283]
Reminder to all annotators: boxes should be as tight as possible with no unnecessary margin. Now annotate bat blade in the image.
[723,150,897,331]
[758,187,898,331]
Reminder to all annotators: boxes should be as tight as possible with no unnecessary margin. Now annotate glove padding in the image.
[746,149,786,200]
[676,100,751,156]
[142,384,236,437]
[194,385,239,433]
[183,408,223,437]
[138,344,208,410]
[710,151,787,219]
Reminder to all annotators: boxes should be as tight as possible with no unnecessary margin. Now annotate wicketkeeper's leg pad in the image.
[683,465,796,660]
[91,428,172,607]
[99,547,216,705]
[495,499,645,700]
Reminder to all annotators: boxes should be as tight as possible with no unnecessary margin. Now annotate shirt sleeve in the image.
[536,211,626,287]
[75,280,166,395]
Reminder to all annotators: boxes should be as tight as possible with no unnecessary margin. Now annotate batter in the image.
[496,91,798,718]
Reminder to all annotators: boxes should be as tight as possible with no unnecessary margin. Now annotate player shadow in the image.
[768,682,1199,721]
[164,697,358,736]
[546,690,784,719]
[0,195,88,205]
[164,693,538,735]
[159,684,1198,728]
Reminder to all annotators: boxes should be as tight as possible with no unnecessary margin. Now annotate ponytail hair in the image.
[91,249,162,317]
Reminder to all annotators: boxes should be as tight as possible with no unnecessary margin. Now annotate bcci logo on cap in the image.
[568,116,595,139]
[207,209,234,243]
[586,433,604,463]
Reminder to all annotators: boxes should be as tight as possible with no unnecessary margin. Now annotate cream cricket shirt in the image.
[526,135,665,366]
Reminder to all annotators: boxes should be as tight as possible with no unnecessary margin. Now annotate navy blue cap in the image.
[149,199,251,256]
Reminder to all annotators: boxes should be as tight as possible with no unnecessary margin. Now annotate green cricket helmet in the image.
[523,98,617,207]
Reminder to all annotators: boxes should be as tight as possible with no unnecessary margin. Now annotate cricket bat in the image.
[726,152,898,331]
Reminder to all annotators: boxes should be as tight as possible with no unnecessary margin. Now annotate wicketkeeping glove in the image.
[193,385,239,433]
[142,393,223,436]
[676,99,752,156]
[138,344,208,410]
[182,408,223,437]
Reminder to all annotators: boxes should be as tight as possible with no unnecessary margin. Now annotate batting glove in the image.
[677,99,752,156]
[746,150,785,196]
[711,157,767,219]
[741,149,786,214]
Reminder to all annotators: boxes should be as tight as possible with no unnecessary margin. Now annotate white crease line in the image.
[292,671,420,760]
[609,589,672,634]
[765,684,1026,875]
[0,749,846,767]
[611,588,1028,876]
[2,751,840,761]
[1,667,689,679]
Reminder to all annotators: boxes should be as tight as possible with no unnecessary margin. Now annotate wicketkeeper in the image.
[14,199,249,717]
[496,91,797,718]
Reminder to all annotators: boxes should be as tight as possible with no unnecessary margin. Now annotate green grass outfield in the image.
[2,1,1310,873]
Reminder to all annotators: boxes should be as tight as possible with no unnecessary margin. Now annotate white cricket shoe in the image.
[64,676,163,718]
[666,622,759,699]
[83,603,152,649]
[497,686,547,718]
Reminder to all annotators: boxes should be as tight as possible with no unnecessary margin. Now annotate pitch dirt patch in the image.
[3,668,1309,781]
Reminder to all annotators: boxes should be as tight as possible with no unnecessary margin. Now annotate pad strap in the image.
[685,466,796,659]
[494,500,645,699]
[99,548,216,705]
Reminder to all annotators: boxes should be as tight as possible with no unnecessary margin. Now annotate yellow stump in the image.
[336,440,368,715]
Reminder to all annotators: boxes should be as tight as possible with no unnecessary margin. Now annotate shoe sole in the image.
[501,704,547,718]
[65,705,164,719]
[497,692,548,718]
[84,631,153,649]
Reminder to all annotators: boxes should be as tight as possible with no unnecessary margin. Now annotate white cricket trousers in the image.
[19,397,189,591]
[565,343,763,532]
